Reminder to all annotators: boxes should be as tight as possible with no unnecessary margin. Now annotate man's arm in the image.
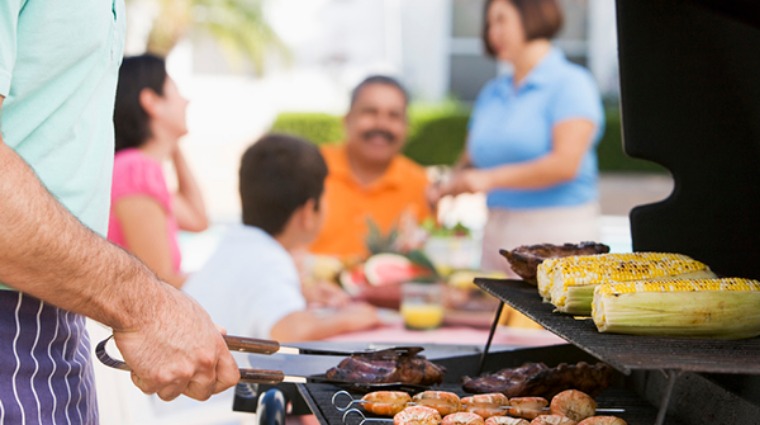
[0,98,238,401]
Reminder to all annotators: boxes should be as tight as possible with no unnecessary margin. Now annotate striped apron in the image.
[0,291,98,424]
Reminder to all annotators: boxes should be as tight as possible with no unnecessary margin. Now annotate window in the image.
[449,0,495,103]
[447,0,593,102]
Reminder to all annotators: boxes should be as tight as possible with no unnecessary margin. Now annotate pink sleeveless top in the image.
[108,148,181,273]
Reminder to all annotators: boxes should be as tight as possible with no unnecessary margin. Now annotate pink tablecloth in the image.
[323,323,566,348]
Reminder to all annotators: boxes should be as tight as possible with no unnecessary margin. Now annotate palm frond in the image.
[190,0,290,74]
[134,0,290,73]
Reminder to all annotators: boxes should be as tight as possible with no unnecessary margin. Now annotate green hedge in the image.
[270,112,344,146]
[269,105,665,173]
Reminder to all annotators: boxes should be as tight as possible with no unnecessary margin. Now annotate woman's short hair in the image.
[113,54,168,152]
[482,0,564,58]
[239,133,328,236]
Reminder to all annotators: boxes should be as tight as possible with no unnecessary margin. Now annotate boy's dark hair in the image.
[482,0,564,58]
[113,54,168,152]
[350,75,409,108]
[239,133,327,236]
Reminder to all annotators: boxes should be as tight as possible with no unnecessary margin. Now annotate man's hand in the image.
[112,287,240,401]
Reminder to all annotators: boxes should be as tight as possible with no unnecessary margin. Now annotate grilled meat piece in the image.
[462,362,614,399]
[462,362,548,396]
[362,391,412,416]
[394,405,441,425]
[326,350,446,386]
[500,242,610,283]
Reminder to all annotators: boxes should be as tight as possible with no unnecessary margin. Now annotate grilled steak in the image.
[500,242,610,283]
[326,350,445,386]
[462,361,614,399]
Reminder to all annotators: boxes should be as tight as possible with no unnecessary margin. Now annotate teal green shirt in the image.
[0,0,126,289]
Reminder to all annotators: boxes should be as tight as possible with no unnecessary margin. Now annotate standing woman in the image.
[432,0,604,275]
[109,54,208,288]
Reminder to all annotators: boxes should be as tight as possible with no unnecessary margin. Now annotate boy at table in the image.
[183,133,380,341]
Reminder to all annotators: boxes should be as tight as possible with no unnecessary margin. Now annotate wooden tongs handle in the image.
[224,335,281,354]
[238,368,287,384]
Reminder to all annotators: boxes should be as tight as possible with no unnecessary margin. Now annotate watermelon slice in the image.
[363,253,433,286]
[339,265,369,296]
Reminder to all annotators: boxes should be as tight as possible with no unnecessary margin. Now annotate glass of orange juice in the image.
[400,281,444,330]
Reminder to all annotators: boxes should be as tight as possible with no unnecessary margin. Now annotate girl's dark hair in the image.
[482,0,564,58]
[113,54,168,152]
[239,133,328,236]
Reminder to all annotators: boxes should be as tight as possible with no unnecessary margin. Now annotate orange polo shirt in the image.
[310,144,431,260]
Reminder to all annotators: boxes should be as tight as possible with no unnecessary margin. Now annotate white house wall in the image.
[588,0,620,97]
[400,0,452,102]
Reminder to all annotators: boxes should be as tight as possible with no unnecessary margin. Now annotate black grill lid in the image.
[616,0,760,279]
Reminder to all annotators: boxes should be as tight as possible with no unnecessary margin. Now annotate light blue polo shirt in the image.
[468,47,604,209]
[0,0,126,289]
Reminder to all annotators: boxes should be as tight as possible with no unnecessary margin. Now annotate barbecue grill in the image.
[255,1,760,424]
[298,346,676,425]
[295,274,759,425]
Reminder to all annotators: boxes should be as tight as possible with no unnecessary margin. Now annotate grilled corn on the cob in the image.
[536,253,664,302]
[592,278,760,339]
[537,252,714,315]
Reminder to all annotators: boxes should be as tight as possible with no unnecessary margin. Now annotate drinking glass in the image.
[400,281,444,330]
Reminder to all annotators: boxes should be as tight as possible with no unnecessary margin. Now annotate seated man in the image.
[183,133,379,341]
[309,75,432,261]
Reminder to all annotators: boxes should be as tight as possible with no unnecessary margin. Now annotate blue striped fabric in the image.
[0,291,98,424]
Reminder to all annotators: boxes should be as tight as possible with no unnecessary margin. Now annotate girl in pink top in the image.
[108,54,208,289]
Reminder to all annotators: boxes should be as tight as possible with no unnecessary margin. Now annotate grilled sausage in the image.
[507,397,549,420]
[461,393,510,418]
[577,416,627,425]
[394,405,443,425]
[529,415,577,425]
[442,412,486,425]
[549,390,596,422]
[485,416,530,425]
[362,391,412,416]
[412,391,462,416]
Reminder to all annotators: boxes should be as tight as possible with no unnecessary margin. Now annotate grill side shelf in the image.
[474,278,760,376]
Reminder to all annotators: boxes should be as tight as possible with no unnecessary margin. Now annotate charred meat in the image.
[326,350,446,386]
[500,242,610,282]
[462,362,614,399]
[462,362,548,396]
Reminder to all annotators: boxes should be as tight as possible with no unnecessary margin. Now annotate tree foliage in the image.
[133,0,290,75]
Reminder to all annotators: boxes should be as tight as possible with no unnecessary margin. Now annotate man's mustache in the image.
[361,129,395,143]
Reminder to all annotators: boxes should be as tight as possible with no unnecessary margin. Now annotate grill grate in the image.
[297,382,680,425]
[475,278,760,375]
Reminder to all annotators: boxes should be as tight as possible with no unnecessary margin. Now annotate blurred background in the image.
[122,0,671,265]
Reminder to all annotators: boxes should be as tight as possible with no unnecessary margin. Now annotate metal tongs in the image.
[95,334,424,385]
